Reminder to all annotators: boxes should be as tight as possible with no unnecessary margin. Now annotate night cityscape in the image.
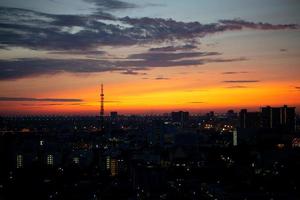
[1,0,300,200]
[1,89,300,199]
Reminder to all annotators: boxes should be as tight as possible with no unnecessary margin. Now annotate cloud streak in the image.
[219,19,298,30]
[149,44,198,52]
[128,51,220,61]
[0,97,83,102]
[0,58,119,80]
[0,54,247,80]
[188,101,204,104]
[120,69,147,75]
[155,77,169,80]
[222,71,249,75]
[49,50,106,55]
[225,85,249,89]
[223,80,260,83]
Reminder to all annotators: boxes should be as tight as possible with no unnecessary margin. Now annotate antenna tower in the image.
[100,83,104,129]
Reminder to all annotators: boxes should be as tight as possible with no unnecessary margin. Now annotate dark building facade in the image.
[239,105,296,132]
[239,109,261,129]
[261,105,296,131]
[110,111,118,119]
[171,111,189,124]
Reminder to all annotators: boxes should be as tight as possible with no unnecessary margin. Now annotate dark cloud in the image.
[0,7,298,80]
[128,51,220,61]
[119,51,233,69]
[0,97,83,102]
[188,101,204,104]
[149,44,198,52]
[280,49,288,52]
[120,16,223,40]
[204,57,247,63]
[0,55,249,80]
[219,19,298,30]
[49,50,106,55]
[118,58,205,68]
[0,56,160,80]
[155,77,169,80]
[22,103,74,106]
[120,69,147,75]
[21,103,63,106]
[0,7,298,51]
[222,71,249,74]
[0,58,119,80]
[0,7,119,50]
[83,0,137,12]
[295,86,300,90]
[225,85,249,88]
[223,80,260,83]
[121,17,298,41]
[51,13,116,26]
[20,102,87,106]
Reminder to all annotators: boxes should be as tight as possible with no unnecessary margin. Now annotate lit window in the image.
[47,154,54,165]
[106,156,111,169]
[73,157,79,164]
[110,159,118,176]
[17,154,23,168]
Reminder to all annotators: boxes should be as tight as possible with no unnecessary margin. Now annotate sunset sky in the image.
[0,0,300,115]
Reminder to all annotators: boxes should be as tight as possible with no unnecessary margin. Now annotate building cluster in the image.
[239,105,296,146]
[240,105,296,131]
[0,105,299,200]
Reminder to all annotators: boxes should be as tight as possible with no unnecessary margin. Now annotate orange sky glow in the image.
[0,5,299,115]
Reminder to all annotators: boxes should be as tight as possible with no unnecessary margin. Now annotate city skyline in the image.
[0,0,300,115]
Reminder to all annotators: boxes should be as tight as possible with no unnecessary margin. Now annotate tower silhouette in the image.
[100,83,104,130]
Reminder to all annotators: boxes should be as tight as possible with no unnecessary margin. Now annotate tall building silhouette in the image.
[171,111,189,124]
[239,109,261,129]
[239,105,296,132]
[261,105,296,131]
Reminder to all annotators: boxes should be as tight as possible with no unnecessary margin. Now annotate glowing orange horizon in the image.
[1,80,299,115]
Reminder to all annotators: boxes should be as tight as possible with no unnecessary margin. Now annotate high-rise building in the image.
[240,105,296,132]
[226,109,237,119]
[148,120,165,146]
[171,111,189,124]
[205,111,215,120]
[110,158,118,176]
[110,111,118,119]
[261,105,296,131]
[16,154,23,168]
[47,154,54,166]
[239,109,261,129]
[106,156,111,170]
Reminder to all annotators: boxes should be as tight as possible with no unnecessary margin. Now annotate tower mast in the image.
[100,83,104,130]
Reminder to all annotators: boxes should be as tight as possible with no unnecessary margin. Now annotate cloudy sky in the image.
[0,0,300,115]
